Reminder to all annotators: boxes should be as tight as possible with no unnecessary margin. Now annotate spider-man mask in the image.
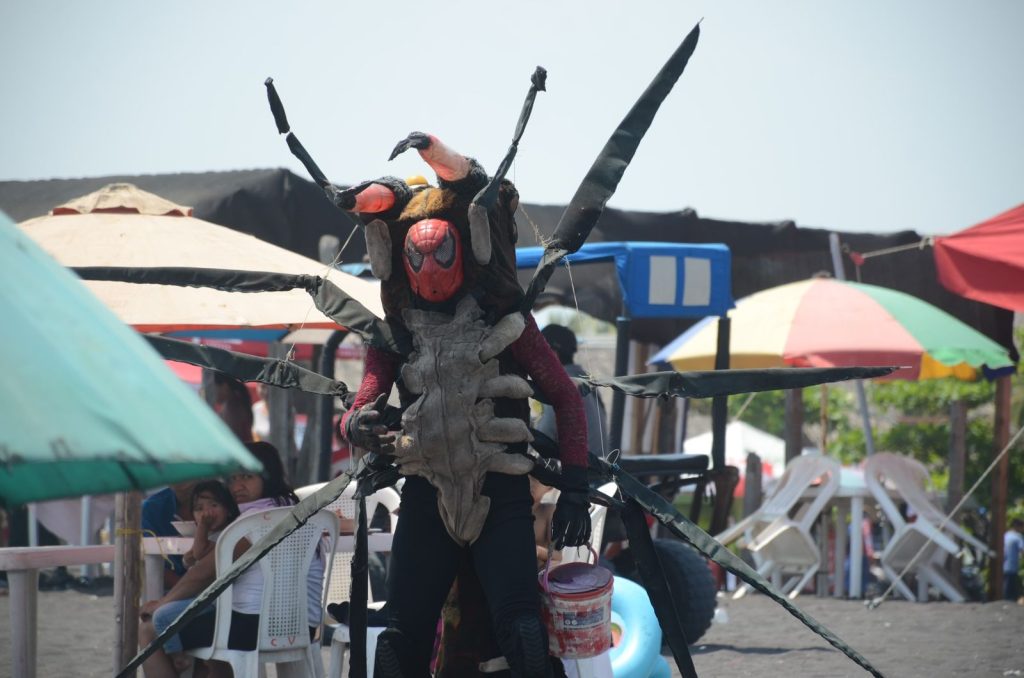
[403,219,464,302]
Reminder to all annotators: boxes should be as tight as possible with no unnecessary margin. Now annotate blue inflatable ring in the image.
[608,576,662,678]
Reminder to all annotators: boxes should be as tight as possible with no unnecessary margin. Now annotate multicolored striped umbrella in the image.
[651,278,1013,380]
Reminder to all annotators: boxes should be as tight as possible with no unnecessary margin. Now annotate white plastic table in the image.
[801,468,875,599]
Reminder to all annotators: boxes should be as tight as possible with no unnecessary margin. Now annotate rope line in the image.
[857,238,933,261]
[283,219,361,364]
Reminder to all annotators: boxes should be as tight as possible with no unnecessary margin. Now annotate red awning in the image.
[934,203,1024,311]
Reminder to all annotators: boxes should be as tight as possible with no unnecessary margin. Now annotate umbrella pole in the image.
[819,385,828,455]
[830,233,877,456]
[855,385,877,457]
[113,491,142,676]
[784,388,803,463]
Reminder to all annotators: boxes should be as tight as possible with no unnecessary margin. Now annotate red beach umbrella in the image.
[934,203,1024,311]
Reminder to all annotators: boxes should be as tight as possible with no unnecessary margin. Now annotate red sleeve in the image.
[340,346,400,440]
[509,316,588,468]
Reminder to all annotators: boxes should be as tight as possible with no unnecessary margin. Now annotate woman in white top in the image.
[139,442,324,678]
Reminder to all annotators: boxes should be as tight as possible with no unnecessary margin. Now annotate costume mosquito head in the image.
[322,130,526,321]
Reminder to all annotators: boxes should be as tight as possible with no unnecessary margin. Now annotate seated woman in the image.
[139,441,324,678]
[153,481,240,674]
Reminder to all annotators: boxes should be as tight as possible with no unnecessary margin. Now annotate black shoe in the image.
[69,575,115,596]
[327,601,388,626]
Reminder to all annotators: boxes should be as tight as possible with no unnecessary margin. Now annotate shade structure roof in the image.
[650,278,1014,380]
[933,203,1024,312]
[17,183,383,332]
[516,242,734,319]
[0,210,261,506]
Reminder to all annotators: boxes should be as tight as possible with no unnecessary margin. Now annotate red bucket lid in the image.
[543,562,613,595]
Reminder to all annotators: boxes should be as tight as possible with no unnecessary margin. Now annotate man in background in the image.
[1004,517,1023,601]
[141,481,197,591]
[537,324,609,457]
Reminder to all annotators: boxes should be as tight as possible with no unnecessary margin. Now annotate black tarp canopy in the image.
[2,168,1013,356]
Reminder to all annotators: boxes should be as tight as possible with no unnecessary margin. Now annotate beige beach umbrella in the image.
[15,184,384,672]
[18,182,383,331]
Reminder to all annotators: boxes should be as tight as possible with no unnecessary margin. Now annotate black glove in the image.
[551,465,592,549]
[344,393,396,454]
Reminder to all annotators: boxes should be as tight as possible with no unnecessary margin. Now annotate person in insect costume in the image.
[117,24,889,678]
[337,129,592,677]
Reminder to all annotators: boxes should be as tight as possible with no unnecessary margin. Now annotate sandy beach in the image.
[2,588,1022,677]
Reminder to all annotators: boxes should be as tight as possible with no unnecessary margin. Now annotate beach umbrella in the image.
[650,278,1013,380]
[17,183,384,332]
[934,203,1024,312]
[0,210,261,506]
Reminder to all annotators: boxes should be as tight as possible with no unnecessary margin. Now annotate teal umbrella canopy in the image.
[0,210,261,506]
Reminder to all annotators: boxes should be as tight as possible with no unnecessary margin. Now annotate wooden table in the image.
[2,533,392,677]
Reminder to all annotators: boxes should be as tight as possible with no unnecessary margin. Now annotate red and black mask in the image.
[403,219,464,302]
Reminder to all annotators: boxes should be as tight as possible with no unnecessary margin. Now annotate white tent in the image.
[684,421,796,479]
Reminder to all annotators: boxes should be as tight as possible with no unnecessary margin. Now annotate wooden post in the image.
[946,399,969,579]
[743,453,763,518]
[988,375,1012,601]
[113,492,142,676]
[817,512,830,597]
[784,388,803,463]
[294,343,322,486]
[267,343,297,477]
[655,396,676,454]
[947,400,967,514]
[629,342,651,454]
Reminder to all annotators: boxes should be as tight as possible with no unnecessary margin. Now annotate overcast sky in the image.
[1,1,1021,234]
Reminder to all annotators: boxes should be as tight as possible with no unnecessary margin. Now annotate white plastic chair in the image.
[185,507,339,678]
[732,455,841,599]
[863,453,969,602]
[297,484,401,678]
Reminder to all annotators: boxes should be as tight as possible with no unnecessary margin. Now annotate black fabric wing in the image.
[528,366,896,404]
[73,266,411,355]
[523,23,701,310]
[146,335,349,396]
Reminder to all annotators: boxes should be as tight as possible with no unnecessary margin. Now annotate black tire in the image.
[646,539,717,645]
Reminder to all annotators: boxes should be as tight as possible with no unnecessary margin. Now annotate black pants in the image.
[379,473,540,676]
[1005,573,1021,601]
